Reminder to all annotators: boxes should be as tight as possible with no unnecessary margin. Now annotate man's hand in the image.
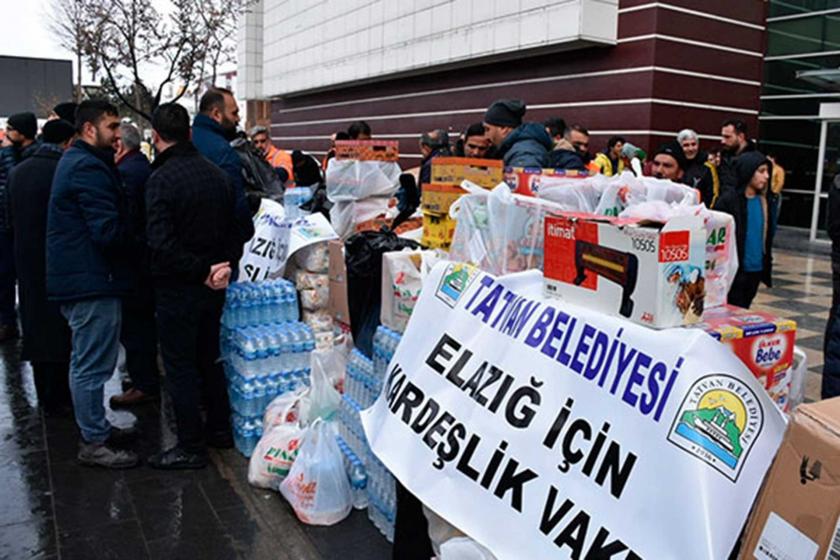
[204,262,232,290]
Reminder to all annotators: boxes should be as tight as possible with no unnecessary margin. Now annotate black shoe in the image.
[148,447,207,470]
[107,425,140,446]
[78,441,139,469]
[206,430,234,449]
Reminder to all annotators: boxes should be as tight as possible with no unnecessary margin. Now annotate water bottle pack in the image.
[222,280,314,457]
[336,435,369,510]
[345,349,377,408]
[222,280,300,329]
[232,412,264,458]
[372,325,401,381]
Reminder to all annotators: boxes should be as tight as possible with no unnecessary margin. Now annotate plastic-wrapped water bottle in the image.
[350,457,368,509]
[240,331,257,378]
[286,285,299,322]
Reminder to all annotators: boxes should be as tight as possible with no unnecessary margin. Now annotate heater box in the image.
[544,212,706,329]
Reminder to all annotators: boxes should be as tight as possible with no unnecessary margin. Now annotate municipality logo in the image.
[667,374,764,482]
[436,263,478,308]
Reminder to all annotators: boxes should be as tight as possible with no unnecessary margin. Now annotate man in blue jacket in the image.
[482,99,552,168]
[47,100,138,469]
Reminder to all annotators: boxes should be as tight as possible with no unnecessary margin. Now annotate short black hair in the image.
[722,119,748,136]
[75,99,118,133]
[420,129,449,150]
[464,122,486,140]
[199,87,234,114]
[335,131,350,141]
[347,121,371,139]
[544,117,567,138]
[152,103,190,144]
[566,124,589,137]
[607,135,626,149]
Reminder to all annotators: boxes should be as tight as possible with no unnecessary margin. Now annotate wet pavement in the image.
[0,343,392,560]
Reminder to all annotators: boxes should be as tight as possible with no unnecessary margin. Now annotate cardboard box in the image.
[504,167,590,196]
[421,183,467,215]
[334,140,399,162]
[739,398,840,560]
[422,211,456,250]
[693,306,797,411]
[430,157,504,189]
[327,240,351,326]
[543,212,706,329]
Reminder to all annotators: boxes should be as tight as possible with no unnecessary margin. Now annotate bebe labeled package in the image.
[693,305,796,410]
[543,212,706,328]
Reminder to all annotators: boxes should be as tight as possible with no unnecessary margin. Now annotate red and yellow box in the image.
[431,157,503,189]
[504,167,590,197]
[334,140,399,162]
[422,211,456,249]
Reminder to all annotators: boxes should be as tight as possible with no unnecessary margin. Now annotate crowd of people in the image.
[0,90,786,470]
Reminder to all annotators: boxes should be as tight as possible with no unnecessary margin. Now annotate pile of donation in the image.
[225,140,835,560]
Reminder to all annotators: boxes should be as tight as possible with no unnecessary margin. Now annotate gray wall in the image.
[0,56,73,118]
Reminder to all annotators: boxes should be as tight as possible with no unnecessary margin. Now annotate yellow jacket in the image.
[594,152,625,176]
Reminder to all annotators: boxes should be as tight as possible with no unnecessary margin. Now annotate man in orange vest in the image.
[249,126,293,183]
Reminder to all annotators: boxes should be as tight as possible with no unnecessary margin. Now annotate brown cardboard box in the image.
[739,398,840,560]
[430,157,503,189]
[334,140,399,162]
[420,183,467,214]
[328,240,351,326]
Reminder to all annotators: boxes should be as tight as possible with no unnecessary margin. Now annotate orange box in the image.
[430,157,503,189]
[334,140,399,162]
[421,183,467,215]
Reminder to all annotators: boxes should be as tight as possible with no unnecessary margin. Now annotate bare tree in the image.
[73,0,254,123]
[48,0,98,102]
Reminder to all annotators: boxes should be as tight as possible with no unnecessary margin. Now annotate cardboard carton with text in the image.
[740,398,840,560]
[328,240,350,326]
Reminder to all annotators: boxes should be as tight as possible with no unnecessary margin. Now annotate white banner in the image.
[361,262,786,560]
[239,199,337,281]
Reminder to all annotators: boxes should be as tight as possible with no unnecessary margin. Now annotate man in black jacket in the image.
[145,103,254,469]
[8,119,76,415]
[824,173,840,399]
[718,119,757,197]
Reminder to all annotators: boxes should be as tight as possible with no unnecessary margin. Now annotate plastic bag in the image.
[263,386,307,430]
[380,249,442,332]
[326,159,402,202]
[279,419,352,526]
[301,347,343,423]
[311,339,351,396]
[294,242,330,273]
[345,231,420,356]
[300,285,330,311]
[449,183,565,275]
[248,396,305,489]
[330,198,391,239]
[788,346,808,413]
[302,309,334,333]
[293,270,329,291]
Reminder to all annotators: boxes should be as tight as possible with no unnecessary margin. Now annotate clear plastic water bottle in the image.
[350,457,368,509]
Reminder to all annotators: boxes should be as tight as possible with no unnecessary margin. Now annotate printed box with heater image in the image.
[543,213,706,329]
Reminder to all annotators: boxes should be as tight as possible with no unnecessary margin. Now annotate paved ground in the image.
[0,234,831,560]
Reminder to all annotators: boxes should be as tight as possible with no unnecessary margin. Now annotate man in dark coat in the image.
[823,173,840,399]
[47,100,138,469]
[7,119,76,415]
[714,151,777,309]
[145,103,254,469]
[0,112,40,341]
[678,129,719,206]
[483,99,552,168]
[418,129,450,186]
[110,122,160,408]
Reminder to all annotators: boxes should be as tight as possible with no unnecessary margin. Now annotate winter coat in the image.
[594,150,625,176]
[192,114,252,223]
[718,139,757,197]
[419,147,450,187]
[145,142,255,287]
[7,144,71,362]
[713,151,777,287]
[117,150,153,297]
[545,139,586,171]
[497,123,552,168]
[0,142,39,232]
[683,152,720,207]
[46,139,134,302]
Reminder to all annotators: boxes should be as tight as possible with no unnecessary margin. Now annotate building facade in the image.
[0,56,73,119]
[760,1,840,237]
[238,0,767,168]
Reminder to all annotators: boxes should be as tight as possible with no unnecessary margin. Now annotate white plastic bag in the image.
[326,159,401,202]
[279,419,353,526]
[248,396,305,489]
[302,347,344,423]
[300,285,330,311]
[302,309,334,333]
[329,198,391,239]
[294,242,330,273]
[263,386,307,430]
[293,270,329,291]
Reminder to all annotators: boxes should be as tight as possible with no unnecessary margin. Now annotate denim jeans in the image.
[61,297,122,443]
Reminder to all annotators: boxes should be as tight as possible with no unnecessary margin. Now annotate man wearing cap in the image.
[483,99,552,168]
[0,112,40,341]
[7,119,76,414]
[650,141,687,182]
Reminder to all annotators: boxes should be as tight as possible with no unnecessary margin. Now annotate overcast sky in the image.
[1,0,76,64]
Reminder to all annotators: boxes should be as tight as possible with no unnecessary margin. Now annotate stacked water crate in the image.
[221,280,316,457]
[337,325,401,542]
